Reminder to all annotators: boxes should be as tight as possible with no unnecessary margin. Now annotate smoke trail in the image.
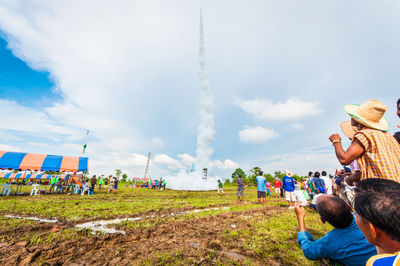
[196,10,215,170]
[164,10,219,191]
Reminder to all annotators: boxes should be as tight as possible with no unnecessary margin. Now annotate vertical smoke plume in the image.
[164,10,218,190]
[196,10,215,170]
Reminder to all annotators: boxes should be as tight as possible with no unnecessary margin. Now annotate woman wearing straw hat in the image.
[329,99,400,184]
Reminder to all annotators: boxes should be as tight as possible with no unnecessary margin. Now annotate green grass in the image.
[0,185,333,265]
[222,208,332,265]
[0,186,239,220]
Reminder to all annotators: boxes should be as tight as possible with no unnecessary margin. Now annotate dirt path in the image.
[0,205,286,265]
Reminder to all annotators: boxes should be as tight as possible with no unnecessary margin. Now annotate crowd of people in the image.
[295,99,400,265]
[231,98,400,265]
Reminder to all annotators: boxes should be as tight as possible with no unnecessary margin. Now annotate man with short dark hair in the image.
[354,178,400,265]
[236,173,245,203]
[256,170,266,207]
[294,195,376,265]
[312,172,326,194]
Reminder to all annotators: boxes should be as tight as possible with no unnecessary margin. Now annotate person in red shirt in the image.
[274,178,282,199]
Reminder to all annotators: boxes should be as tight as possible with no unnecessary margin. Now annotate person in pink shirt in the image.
[266,181,272,196]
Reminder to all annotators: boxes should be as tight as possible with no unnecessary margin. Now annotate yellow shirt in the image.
[354,129,400,183]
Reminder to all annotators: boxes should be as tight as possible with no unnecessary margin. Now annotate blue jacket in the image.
[282,176,295,192]
[298,217,377,265]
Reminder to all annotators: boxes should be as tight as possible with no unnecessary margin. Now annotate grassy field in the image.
[0,184,332,265]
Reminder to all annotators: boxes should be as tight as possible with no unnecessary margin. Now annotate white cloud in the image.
[239,126,278,144]
[117,153,148,167]
[154,154,183,169]
[151,137,164,147]
[178,153,196,166]
[0,144,20,151]
[259,149,342,177]
[235,97,323,120]
[211,159,239,170]
[291,123,305,130]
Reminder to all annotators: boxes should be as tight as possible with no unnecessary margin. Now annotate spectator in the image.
[320,171,332,194]
[104,177,109,189]
[49,175,57,192]
[236,173,245,203]
[394,98,400,144]
[98,178,104,190]
[294,180,307,206]
[329,99,400,183]
[266,181,272,196]
[90,175,97,191]
[354,178,400,264]
[282,170,296,209]
[312,172,326,194]
[273,177,282,200]
[340,121,362,186]
[112,177,119,193]
[343,167,356,206]
[256,170,267,207]
[307,172,317,198]
[217,180,225,194]
[107,178,114,194]
[294,195,377,265]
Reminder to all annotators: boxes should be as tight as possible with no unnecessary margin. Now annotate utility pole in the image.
[144,152,151,179]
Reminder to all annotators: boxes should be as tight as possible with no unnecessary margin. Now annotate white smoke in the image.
[195,10,215,171]
[164,170,219,191]
[164,11,219,191]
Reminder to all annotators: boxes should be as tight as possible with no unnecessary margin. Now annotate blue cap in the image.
[343,166,352,173]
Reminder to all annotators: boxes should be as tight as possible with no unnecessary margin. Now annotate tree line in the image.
[225,167,306,186]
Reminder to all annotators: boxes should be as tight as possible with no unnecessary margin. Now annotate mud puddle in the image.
[75,206,230,234]
[4,215,58,223]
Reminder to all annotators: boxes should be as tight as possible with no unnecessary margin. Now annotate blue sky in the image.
[0,1,399,178]
[0,37,58,105]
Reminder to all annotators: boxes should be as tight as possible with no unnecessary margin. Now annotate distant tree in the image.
[292,174,306,181]
[274,170,285,180]
[263,173,274,183]
[115,169,122,179]
[231,168,246,183]
[248,167,261,185]
[122,173,128,182]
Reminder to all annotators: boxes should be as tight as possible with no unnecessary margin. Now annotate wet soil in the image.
[0,205,285,265]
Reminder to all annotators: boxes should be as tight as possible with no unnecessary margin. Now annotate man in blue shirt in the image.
[294,194,376,265]
[255,171,266,207]
[282,170,296,208]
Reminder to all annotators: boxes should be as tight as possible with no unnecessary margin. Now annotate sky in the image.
[0,0,399,179]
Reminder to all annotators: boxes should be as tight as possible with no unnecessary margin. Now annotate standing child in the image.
[274,178,282,199]
[217,180,225,194]
[266,181,272,196]
[98,178,104,190]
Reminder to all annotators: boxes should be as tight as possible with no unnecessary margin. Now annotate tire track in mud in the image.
[0,204,287,265]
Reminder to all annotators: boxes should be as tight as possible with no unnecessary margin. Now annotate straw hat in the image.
[285,170,293,177]
[340,121,357,140]
[344,99,389,131]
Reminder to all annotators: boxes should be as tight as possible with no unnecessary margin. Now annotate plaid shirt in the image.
[354,129,400,183]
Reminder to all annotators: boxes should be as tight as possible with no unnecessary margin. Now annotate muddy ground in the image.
[0,205,288,265]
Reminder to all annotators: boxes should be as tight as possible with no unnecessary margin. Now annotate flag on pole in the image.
[83,130,89,154]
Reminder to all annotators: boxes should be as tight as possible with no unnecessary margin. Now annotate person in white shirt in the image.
[320,171,333,194]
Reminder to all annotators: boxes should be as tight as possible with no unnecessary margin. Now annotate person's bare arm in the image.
[345,171,361,186]
[294,202,306,232]
[329,134,365,165]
